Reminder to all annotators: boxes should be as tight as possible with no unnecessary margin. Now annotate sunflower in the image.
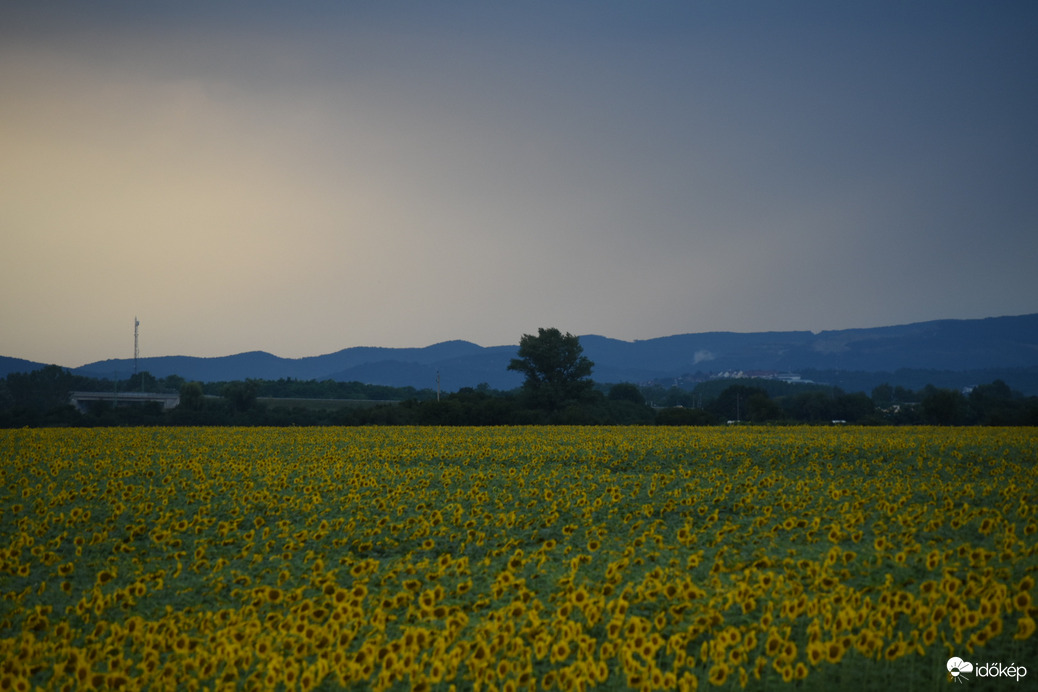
[807,642,824,666]
[942,577,961,596]
[765,634,782,657]
[922,626,937,647]
[1014,616,1036,640]
[551,641,571,663]
[708,662,729,686]
[925,550,941,570]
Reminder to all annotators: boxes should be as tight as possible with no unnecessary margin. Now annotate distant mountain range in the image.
[4,313,1038,393]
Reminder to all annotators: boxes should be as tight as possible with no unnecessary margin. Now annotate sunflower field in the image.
[1,426,1035,690]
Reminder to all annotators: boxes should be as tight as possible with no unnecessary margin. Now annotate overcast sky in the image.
[3,1,1037,367]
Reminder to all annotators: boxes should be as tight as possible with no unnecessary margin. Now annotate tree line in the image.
[2,329,1037,427]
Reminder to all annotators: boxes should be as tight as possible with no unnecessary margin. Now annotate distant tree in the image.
[222,381,258,413]
[608,383,645,405]
[708,384,768,422]
[784,390,834,422]
[921,386,968,425]
[0,380,12,412]
[162,374,186,392]
[126,371,158,392]
[970,379,1013,405]
[833,391,876,422]
[871,383,894,407]
[746,391,782,422]
[894,385,919,403]
[6,365,82,411]
[508,328,595,410]
[179,382,205,411]
[968,379,1019,425]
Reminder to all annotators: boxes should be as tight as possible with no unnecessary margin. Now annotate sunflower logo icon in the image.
[947,657,973,683]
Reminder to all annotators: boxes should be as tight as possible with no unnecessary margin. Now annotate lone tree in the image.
[508,328,595,410]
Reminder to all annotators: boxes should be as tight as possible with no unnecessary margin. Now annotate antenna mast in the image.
[134,317,140,377]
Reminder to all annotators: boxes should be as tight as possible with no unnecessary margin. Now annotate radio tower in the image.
[134,317,140,377]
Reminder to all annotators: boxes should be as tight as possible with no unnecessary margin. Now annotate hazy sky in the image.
[3,1,1037,367]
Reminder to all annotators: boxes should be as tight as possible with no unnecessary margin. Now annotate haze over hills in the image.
[3,314,1038,393]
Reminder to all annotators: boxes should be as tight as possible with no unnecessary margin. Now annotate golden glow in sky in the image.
[2,2,1037,366]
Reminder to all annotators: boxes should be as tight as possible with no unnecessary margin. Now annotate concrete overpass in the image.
[69,391,180,413]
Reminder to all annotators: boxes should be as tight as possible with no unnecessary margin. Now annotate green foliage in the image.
[921,386,969,425]
[4,364,87,411]
[707,384,769,422]
[784,390,837,422]
[249,377,431,401]
[125,371,159,392]
[179,382,205,411]
[3,360,1038,427]
[608,382,645,405]
[508,328,595,410]
[221,380,258,413]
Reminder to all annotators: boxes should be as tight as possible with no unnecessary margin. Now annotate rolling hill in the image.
[4,313,1038,393]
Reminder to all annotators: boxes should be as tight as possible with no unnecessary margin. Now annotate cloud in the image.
[1,2,1037,366]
